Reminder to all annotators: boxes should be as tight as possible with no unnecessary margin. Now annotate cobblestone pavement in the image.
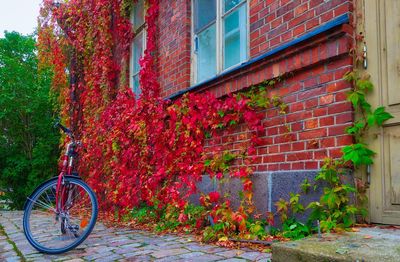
[0,211,271,262]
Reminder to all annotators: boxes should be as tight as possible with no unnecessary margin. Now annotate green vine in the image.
[343,72,393,166]
[276,39,394,238]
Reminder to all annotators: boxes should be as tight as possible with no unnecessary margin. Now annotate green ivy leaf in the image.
[360,99,372,113]
[275,198,289,215]
[346,121,365,135]
[359,207,368,218]
[322,188,338,209]
[367,106,394,127]
[343,71,355,82]
[263,79,276,86]
[306,201,320,210]
[255,96,268,108]
[300,178,311,194]
[238,191,244,200]
[289,193,300,205]
[343,214,352,227]
[293,203,305,214]
[346,205,358,214]
[342,184,356,193]
[356,79,373,92]
[342,143,375,167]
[320,218,336,232]
[216,123,225,129]
[347,90,364,108]
[222,152,235,162]
[229,120,237,126]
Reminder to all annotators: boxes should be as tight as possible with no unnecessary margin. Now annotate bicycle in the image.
[23,122,98,254]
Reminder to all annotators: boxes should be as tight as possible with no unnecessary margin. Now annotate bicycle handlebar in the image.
[54,122,75,139]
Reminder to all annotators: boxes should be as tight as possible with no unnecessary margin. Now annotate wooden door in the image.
[364,0,400,224]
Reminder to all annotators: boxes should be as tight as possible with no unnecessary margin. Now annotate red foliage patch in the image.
[37,0,282,220]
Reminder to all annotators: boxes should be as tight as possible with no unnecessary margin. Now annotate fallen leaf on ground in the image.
[363,235,373,239]
[80,218,89,228]
[236,250,244,256]
[218,236,228,242]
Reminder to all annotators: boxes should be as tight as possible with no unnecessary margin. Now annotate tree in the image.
[0,31,60,209]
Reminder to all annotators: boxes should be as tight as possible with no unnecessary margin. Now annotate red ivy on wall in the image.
[38,0,281,216]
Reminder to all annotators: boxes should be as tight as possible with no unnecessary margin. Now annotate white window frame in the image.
[191,0,249,85]
[130,0,147,96]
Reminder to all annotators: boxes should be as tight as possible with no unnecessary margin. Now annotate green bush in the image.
[0,31,60,209]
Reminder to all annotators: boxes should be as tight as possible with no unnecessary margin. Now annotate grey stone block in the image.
[192,170,355,226]
[188,175,218,206]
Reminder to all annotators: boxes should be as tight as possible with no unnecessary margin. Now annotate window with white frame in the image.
[193,0,248,84]
[130,0,146,96]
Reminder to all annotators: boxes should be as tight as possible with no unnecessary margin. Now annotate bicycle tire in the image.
[23,177,98,254]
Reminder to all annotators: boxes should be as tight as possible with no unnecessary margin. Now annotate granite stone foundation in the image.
[191,170,351,226]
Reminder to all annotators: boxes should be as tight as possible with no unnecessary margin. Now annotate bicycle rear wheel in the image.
[23,177,98,254]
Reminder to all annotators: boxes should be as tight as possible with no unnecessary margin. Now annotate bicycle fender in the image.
[23,175,82,211]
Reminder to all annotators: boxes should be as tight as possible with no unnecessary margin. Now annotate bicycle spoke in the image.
[28,197,57,212]
[39,193,55,212]
[43,190,53,207]
[66,186,86,207]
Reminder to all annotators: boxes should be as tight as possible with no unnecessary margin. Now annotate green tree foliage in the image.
[0,31,60,209]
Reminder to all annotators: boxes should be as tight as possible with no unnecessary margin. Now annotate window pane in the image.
[197,24,217,82]
[224,0,243,12]
[133,0,145,30]
[133,32,144,74]
[194,0,216,32]
[131,32,144,95]
[224,4,247,69]
[133,74,141,97]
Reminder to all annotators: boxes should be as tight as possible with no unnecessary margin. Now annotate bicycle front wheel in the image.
[23,177,98,254]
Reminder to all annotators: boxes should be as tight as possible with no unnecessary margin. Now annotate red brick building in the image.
[128,0,355,215]
[133,0,354,166]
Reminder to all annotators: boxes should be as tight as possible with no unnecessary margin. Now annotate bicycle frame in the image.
[55,141,76,213]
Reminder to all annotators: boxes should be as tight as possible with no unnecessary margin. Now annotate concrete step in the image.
[271,227,400,262]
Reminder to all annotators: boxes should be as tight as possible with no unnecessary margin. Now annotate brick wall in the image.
[205,54,353,171]
[157,0,191,97]
[250,0,353,57]
[153,0,354,172]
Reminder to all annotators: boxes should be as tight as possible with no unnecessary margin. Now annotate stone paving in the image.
[0,211,271,262]
[272,226,400,261]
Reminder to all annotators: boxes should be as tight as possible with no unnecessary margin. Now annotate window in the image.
[193,0,248,84]
[130,0,146,96]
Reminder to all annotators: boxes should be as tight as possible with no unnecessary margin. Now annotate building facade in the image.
[129,0,363,220]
